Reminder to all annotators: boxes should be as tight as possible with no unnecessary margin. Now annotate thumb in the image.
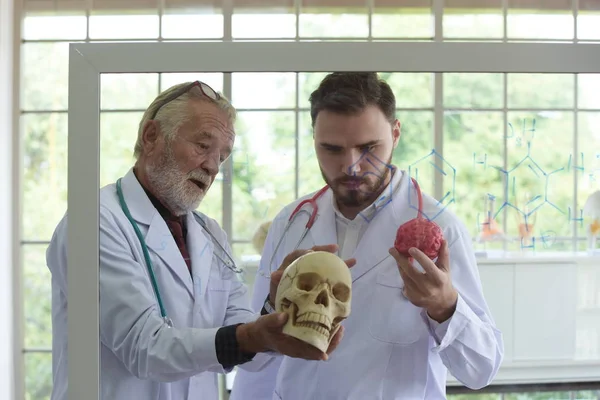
[271,270,284,285]
[262,312,288,329]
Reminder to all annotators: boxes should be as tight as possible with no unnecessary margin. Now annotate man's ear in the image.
[141,120,160,155]
[392,119,401,149]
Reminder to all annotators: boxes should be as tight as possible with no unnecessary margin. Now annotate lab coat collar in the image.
[119,168,194,296]
[185,213,213,299]
[347,168,405,282]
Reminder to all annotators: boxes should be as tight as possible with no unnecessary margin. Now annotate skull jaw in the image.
[282,321,332,353]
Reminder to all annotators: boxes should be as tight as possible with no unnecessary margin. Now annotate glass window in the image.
[232,111,297,246]
[88,14,160,39]
[444,0,503,39]
[232,73,296,109]
[23,245,53,349]
[372,1,433,38]
[161,13,223,39]
[25,352,53,400]
[232,4,296,38]
[21,112,68,241]
[507,0,575,40]
[21,43,70,112]
[101,74,159,111]
[299,0,369,38]
[23,15,87,40]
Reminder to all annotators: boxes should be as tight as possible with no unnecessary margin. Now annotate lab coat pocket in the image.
[206,278,232,326]
[368,269,427,345]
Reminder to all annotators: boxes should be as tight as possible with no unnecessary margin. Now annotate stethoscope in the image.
[116,178,242,328]
[261,184,329,278]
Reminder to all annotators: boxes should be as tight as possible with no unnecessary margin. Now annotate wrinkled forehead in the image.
[188,101,236,143]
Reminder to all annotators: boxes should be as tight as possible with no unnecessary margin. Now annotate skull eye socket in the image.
[332,283,350,302]
[296,272,321,291]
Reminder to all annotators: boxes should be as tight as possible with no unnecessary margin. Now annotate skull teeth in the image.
[296,322,330,337]
[295,312,331,337]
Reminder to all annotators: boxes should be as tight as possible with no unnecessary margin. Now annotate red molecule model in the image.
[394,177,444,260]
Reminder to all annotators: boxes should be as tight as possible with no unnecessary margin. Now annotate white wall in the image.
[0,0,17,399]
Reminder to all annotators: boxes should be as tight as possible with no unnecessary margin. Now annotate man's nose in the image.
[201,152,220,177]
[343,149,365,176]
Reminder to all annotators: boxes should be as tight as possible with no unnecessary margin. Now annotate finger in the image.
[270,270,284,286]
[435,240,451,272]
[279,249,313,271]
[394,251,425,283]
[408,247,442,280]
[310,244,339,253]
[388,247,405,264]
[344,258,357,268]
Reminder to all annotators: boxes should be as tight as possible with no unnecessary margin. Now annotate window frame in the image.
[15,1,600,399]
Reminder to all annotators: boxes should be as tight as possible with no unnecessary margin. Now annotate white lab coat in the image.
[46,168,269,400]
[231,170,504,400]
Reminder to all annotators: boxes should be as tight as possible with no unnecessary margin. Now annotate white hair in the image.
[133,82,236,158]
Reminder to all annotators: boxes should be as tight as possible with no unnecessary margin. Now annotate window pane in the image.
[505,112,574,252]
[25,352,53,400]
[393,111,435,195]
[233,242,260,275]
[386,73,433,108]
[444,73,503,109]
[505,393,573,400]
[444,112,504,249]
[578,74,600,109]
[578,112,600,251]
[23,15,87,40]
[232,73,296,109]
[298,72,328,109]
[89,15,159,39]
[101,73,159,110]
[100,112,143,187]
[507,1,575,40]
[443,0,503,39]
[507,74,574,109]
[21,42,69,111]
[578,11,600,40]
[233,111,296,243]
[200,178,223,227]
[299,1,368,38]
[162,13,223,39]
[299,111,324,196]
[23,245,53,349]
[160,73,223,93]
[372,2,433,38]
[22,113,67,241]
[233,6,296,38]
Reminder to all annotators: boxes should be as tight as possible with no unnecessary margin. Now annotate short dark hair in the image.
[308,72,396,127]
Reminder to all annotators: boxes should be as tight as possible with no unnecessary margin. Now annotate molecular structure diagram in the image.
[473,118,584,250]
[407,148,456,222]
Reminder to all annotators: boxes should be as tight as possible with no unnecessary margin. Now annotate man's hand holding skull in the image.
[237,244,355,361]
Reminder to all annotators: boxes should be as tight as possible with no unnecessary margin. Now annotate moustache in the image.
[188,172,211,187]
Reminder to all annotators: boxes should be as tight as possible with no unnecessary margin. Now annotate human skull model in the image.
[275,251,352,353]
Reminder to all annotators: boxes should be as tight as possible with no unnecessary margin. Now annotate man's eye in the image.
[197,143,210,150]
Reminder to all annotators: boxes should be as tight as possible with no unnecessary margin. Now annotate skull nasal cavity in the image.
[316,289,329,307]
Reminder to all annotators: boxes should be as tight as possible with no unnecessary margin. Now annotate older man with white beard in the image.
[45,81,349,400]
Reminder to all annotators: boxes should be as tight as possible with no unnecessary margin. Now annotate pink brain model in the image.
[394,178,444,260]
